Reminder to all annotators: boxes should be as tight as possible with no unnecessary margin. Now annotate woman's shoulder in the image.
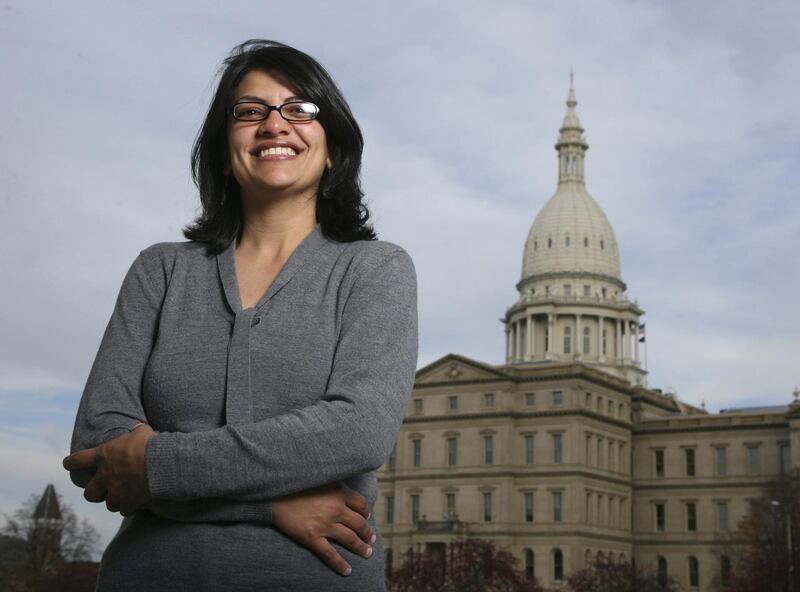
[335,238,416,283]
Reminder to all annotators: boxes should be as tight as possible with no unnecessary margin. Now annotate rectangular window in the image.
[716,447,728,476]
[411,494,419,523]
[564,284,572,297]
[654,449,665,478]
[386,495,394,524]
[583,284,591,297]
[781,445,791,475]
[413,439,421,468]
[448,395,458,411]
[483,492,492,522]
[447,437,457,466]
[656,503,665,531]
[553,492,562,522]
[525,492,534,522]
[413,398,423,414]
[484,392,495,408]
[525,435,534,465]
[718,502,729,531]
[525,392,536,407]
[748,446,760,474]
[552,390,563,406]
[446,493,456,519]
[687,503,697,532]
[484,435,494,465]
[685,448,696,477]
[553,434,563,464]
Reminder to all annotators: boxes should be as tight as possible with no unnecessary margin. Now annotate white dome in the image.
[522,182,621,281]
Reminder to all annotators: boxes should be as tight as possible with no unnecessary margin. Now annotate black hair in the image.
[183,39,376,253]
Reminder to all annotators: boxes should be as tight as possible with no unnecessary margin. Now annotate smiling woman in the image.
[64,39,417,592]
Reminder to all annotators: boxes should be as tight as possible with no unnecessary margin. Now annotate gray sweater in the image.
[69,225,418,591]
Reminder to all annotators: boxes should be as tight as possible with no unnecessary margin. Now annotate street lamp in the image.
[772,500,794,592]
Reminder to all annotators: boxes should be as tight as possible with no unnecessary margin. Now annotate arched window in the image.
[657,556,668,587]
[688,556,699,587]
[525,549,535,580]
[600,238,605,250]
[564,326,572,354]
[548,237,553,248]
[553,549,564,581]
[720,556,731,587]
[583,327,590,354]
[565,235,571,247]
[583,236,589,247]
[534,240,538,251]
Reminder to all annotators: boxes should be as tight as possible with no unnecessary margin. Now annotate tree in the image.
[566,553,679,592]
[390,538,546,592]
[714,471,800,592]
[0,485,100,592]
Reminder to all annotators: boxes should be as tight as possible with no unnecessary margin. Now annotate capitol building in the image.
[376,80,800,590]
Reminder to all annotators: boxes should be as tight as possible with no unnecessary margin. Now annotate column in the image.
[597,316,605,361]
[505,327,512,363]
[634,320,640,363]
[515,320,522,362]
[526,314,533,360]
[623,319,630,361]
[615,319,622,360]
[547,314,555,355]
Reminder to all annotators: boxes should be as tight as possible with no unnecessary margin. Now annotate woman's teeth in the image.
[258,147,297,157]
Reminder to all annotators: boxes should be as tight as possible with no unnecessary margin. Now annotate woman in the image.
[63,39,417,591]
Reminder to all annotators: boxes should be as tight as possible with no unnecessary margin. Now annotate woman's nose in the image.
[257,109,290,135]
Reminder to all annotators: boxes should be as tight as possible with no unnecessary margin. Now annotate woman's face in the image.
[227,69,331,201]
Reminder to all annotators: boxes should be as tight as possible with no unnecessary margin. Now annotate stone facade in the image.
[376,80,798,591]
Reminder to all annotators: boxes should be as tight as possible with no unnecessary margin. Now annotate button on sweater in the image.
[68,225,418,591]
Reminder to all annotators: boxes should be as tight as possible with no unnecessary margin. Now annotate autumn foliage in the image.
[566,553,679,592]
[390,538,545,592]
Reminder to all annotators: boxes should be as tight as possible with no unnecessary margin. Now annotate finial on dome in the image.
[567,70,577,108]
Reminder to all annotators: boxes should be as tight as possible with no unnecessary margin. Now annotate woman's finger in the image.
[343,489,369,518]
[337,507,374,546]
[63,447,100,471]
[84,476,107,503]
[105,499,120,513]
[328,522,373,560]
[307,536,353,577]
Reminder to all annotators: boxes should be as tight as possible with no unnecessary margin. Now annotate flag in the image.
[638,323,646,343]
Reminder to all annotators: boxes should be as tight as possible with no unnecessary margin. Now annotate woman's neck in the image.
[237,191,317,262]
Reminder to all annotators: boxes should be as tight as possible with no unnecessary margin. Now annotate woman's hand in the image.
[62,424,155,516]
[271,482,375,577]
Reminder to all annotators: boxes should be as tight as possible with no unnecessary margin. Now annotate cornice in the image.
[378,468,633,488]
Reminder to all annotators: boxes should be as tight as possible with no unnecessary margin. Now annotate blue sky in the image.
[1,0,798,552]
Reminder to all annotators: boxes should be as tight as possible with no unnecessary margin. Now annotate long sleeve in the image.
[145,249,418,501]
[69,249,274,524]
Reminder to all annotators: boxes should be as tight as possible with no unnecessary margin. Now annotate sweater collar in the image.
[216,224,327,314]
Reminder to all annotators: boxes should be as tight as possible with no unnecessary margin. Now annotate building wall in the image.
[377,359,796,590]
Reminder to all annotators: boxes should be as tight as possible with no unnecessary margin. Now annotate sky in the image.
[1,0,798,553]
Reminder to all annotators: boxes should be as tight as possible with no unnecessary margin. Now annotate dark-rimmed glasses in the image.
[230,100,320,123]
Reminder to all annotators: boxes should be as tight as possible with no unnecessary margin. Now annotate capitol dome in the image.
[521,79,622,284]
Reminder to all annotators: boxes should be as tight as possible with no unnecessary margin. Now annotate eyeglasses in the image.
[230,100,320,123]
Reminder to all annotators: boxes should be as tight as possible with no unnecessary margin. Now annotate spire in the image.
[556,72,589,184]
[34,483,62,521]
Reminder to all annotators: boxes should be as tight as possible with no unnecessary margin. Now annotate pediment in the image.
[415,353,508,384]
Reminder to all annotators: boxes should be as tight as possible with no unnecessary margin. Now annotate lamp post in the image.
[772,500,794,592]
